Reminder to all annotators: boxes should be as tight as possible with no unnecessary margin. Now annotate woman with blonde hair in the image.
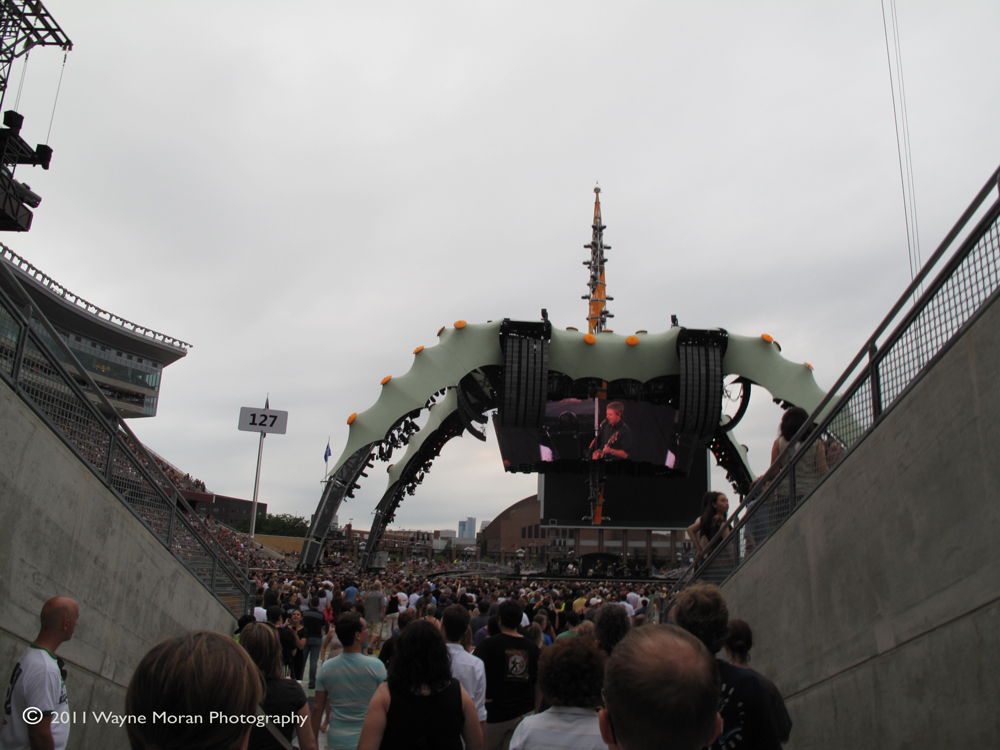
[528,621,545,650]
[240,622,319,750]
[126,631,262,750]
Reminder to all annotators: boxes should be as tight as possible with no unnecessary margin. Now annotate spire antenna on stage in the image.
[582,185,613,334]
[580,185,615,525]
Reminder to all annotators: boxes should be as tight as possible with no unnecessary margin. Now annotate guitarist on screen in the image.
[589,401,633,460]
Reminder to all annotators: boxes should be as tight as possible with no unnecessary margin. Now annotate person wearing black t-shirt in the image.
[287,609,307,680]
[302,597,326,689]
[473,600,540,750]
[266,606,299,675]
[672,584,781,750]
[239,622,318,750]
[725,620,792,744]
[589,402,633,461]
[469,599,491,636]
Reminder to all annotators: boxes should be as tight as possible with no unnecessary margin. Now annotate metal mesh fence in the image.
[880,217,1000,406]
[669,182,1000,600]
[0,301,18,375]
[0,285,251,618]
[109,443,171,531]
[830,377,874,449]
[18,332,113,471]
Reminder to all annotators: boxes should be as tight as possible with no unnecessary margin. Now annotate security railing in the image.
[667,163,1000,598]
[0,257,251,617]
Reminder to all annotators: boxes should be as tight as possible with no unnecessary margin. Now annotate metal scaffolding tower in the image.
[0,0,72,113]
[583,186,613,334]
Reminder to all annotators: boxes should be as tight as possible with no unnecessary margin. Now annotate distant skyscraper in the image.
[458,517,476,538]
[480,519,490,532]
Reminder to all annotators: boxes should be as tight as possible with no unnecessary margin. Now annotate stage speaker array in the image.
[498,318,551,428]
[677,329,728,442]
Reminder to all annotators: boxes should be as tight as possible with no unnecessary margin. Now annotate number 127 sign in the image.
[239,407,288,434]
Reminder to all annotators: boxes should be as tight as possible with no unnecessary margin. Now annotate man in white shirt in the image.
[442,605,487,741]
[0,597,79,750]
[408,586,422,611]
[253,593,267,622]
[616,593,635,618]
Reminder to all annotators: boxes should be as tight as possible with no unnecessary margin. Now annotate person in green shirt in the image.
[557,612,582,639]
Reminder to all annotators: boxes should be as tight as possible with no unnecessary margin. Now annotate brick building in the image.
[480,494,693,567]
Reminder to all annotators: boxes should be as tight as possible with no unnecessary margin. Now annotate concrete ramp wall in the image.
[720,293,1000,747]
[0,380,237,749]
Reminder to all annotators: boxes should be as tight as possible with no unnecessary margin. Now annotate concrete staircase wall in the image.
[0,380,237,749]
[719,293,1000,747]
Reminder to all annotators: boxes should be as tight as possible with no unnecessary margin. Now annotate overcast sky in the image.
[8,1,998,532]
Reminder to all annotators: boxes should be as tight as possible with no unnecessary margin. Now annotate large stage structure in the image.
[302,189,846,571]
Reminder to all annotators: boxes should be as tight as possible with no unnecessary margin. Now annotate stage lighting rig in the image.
[0,111,52,231]
[0,1,72,232]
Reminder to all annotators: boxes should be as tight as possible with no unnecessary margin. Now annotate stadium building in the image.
[0,247,189,419]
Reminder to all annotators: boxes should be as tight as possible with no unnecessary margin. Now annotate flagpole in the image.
[247,395,268,577]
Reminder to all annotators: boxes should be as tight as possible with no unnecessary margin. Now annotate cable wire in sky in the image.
[881,0,922,287]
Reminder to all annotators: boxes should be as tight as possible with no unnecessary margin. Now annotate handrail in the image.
[0,245,192,352]
[0,259,250,616]
[666,163,1000,602]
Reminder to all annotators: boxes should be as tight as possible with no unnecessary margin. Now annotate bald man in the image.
[599,625,722,750]
[0,597,79,750]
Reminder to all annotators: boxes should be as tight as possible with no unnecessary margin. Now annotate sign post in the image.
[238,400,288,578]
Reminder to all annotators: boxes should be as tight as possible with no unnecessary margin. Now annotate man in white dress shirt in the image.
[442,605,487,741]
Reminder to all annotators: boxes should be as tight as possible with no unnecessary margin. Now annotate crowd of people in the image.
[202,518,288,571]
[95,569,790,750]
[6,409,819,750]
[4,574,793,750]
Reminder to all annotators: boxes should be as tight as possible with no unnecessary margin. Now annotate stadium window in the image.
[521,527,525,538]
[534,524,539,538]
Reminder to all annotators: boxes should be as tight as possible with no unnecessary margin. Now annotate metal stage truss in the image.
[301,312,846,571]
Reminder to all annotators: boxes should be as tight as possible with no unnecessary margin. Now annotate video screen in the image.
[495,398,696,476]
[539,460,708,530]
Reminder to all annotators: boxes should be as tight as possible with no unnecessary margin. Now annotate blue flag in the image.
[324,440,332,464]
